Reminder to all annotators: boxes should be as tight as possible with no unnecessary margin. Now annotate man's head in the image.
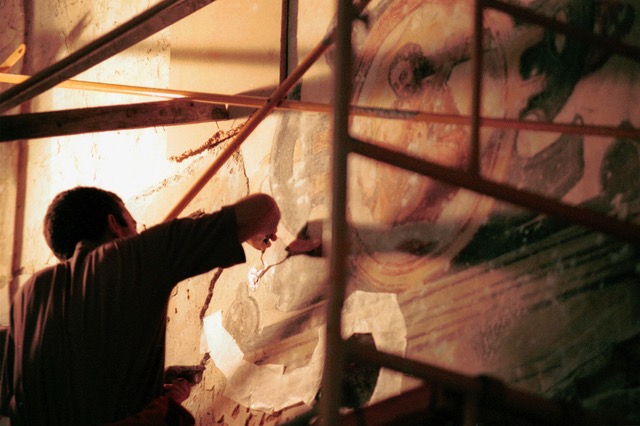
[44,186,138,260]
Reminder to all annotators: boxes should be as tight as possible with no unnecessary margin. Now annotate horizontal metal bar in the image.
[350,137,640,245]
[347,339,481,396]
[2,72,638,141]
[0,0,217,114]
[0,100,228,141]
[483,0,640,63]
[346,338,621,425]
[0,71,327,111]
[340,385,433,425]
[281,385,433,426]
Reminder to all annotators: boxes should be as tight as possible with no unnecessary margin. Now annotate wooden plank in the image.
[0,0,217,114]
[0,100,228,141]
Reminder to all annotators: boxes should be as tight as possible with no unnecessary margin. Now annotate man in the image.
[0,186,280,425]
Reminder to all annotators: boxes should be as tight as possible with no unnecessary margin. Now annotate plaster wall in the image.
[1,0,640,424]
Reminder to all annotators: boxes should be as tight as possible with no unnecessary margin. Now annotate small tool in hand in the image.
[253,235,323,283]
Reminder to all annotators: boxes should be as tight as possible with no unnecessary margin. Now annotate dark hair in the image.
[44,186,127,260]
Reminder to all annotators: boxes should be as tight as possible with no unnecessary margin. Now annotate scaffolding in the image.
[318,1,640,424]
[1,0,640,424]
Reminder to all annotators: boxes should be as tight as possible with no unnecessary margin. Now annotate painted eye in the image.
[399,68,409,83]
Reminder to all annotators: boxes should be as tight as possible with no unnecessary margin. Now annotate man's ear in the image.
[106,214,125,239]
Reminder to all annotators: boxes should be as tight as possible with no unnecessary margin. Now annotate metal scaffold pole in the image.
[319,0,355,423]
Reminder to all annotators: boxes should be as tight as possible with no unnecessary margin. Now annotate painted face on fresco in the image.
[342,0,518,293]
[271,1,515,292]
[351,34,477,229]
[388,43,435,98]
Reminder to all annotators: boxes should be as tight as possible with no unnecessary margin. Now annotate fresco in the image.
[2,0,636,422]
[208,0,640,421]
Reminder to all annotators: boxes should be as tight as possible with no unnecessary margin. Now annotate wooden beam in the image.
[0,0,217,114]
[0,100,228,141]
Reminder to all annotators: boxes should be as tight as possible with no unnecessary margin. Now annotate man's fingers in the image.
[263,233,278,244]
[166,378,192,403]
[286,238,321,254]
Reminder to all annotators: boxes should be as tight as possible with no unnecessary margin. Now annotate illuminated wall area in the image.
[1,0,639,424]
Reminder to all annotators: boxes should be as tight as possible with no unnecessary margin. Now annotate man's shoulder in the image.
[18,262,68,297]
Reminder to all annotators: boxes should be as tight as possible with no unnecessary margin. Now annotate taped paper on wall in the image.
[202,310,324,412]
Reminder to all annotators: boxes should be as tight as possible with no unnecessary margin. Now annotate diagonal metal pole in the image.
[350,136,640,245]
[0,0,217,114]
[162,0,371,221]
[162,38,333,220]
[484,0,640,63]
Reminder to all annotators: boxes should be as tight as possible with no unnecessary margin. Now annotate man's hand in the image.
[247,233,278,252]
[285,220,323,257]
[163,378,191,404]
[286,236,321,256]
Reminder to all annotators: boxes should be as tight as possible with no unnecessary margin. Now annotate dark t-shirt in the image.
[0,206,245,425]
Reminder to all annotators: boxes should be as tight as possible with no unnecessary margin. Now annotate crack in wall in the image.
[199,268,224,322]
[235,147,251,197]
[133,120,249,203]
[169,122,245,163]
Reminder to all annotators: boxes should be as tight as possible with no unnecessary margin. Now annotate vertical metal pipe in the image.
[319,0,354,424]
[280,0,290,85]
[470,0,484,175]
[9,139,27,305]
